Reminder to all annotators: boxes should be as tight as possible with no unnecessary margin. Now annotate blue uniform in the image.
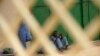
[18,23,32,48]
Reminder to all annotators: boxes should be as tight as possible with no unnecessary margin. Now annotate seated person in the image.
[50,31,69,52]
[18,22,32,48]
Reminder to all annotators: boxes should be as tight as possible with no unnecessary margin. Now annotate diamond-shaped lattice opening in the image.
[32,6,50,26]
[70,3,83,27]
[85,1,99,24]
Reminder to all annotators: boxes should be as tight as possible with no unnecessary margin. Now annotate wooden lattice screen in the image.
[0,0,100,56]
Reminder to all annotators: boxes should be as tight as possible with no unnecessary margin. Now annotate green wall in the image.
[32,0,100,44]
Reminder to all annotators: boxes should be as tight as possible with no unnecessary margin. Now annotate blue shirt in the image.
[18,23,32,48]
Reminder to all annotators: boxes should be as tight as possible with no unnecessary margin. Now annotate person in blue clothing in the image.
[18,22,32,48]
[50,31,69,52]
